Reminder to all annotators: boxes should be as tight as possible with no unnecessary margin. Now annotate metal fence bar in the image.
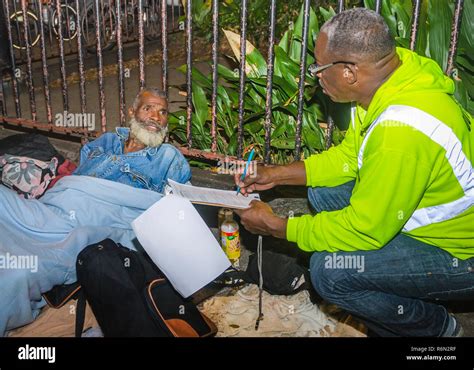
[116,0,126,127]
[55,0,69,112]
[324,116,335,150]
[46,1,54,46]
[5,1,180,65]
[0,77,5,116]
[1,0,182,139]
[0,116,100,136]
[94,0,107,132]
[446,0,464,77]
[375,0,382,14]
[124,0,130,42]
[2,0,21,117]
[107,0,114,43]
[179,146,231,162]
[100,0,106,45]
[11,0,23,52]
[0,0,8,115]
[161,0,168,96]
[210,0,219,153]
[132,0,138,41]
[37,0,52,125]
[264,0,276,164]
[409,0,421,51]
[171,0,175,29]
[75,0,87,116]
[21,0,36,121]
[294,0,310,160]
[63,1,72,55]
[147,0,158,41]
[0,0,468,165]
[324,0,349,151]
[138,0,146,90]
[337,0,344,13]
[0,0,8,116]
[185,0,193,148]
[84,1,91,48]
[237,0,248,159]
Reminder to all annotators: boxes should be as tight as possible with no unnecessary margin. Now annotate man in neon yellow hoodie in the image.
[234,8,473,337]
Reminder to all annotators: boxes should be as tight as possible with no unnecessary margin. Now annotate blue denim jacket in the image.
[73,127,191,193]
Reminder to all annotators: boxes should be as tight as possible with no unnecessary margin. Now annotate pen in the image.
[236,148,255,195]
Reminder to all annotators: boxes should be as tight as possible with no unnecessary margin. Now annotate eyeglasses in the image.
[308,61,355,77]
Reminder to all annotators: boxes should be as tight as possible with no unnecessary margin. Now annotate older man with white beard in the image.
[73,88,191,192]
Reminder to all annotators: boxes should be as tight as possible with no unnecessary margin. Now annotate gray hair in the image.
[320,8,394,62]
[132,88,167,110]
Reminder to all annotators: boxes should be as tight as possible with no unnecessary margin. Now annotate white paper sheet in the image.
[131,195,231,298]
[168,179,260,209]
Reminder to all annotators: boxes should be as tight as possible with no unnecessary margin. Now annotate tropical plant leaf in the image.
[243,120,263,134]
[227,132,238,155]
[428,0,454,72]
[271,136,296,149]
[391,1,411,38]
[217,64,239,81]
[395,37,410,49]
[278,29,291,53]
[274,46,300,88]
[175,2,473,162]
[177,65,213,90]
[191,84,209,133]
[457,53,474,74]
[288,3,319,63]
[222,29,267,77]
[319,6,336,22]
[190,0,211,25]
[459,0,473,51]
[302,125,324,151]
[415,0,429,56]
[364,0,398,36]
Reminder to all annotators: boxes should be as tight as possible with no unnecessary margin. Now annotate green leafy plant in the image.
[187,0,305,50]
[170,5,328,163]
[187,0,364,49]
[171,1,473,165]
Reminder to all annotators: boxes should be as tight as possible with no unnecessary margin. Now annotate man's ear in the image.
[343,64,357,85]
[128,107,134,118]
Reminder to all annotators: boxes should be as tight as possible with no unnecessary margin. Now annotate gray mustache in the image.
[138,119,162,128]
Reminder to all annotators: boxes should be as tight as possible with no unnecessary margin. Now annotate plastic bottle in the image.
[220,209,240,267]
[217,208,233,231]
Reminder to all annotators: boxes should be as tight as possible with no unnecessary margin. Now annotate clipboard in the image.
[166,179,260,209]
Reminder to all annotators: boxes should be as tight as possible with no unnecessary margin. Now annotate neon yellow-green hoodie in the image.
[286,47,474,260]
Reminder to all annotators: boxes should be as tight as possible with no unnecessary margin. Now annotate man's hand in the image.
[234,165,277,196]
[234,161,307,196]
[234,200,287,239]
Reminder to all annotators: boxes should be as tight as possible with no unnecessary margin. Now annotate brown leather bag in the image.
[146,278,217,337]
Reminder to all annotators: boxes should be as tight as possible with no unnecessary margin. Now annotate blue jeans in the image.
[308,181,474,337]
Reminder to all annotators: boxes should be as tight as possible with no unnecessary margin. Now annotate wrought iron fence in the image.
[0,0,466,163]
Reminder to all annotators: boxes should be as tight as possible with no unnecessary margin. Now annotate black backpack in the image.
[44,239,217,337]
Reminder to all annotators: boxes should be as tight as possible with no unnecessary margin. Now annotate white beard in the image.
[129,117,168,148]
